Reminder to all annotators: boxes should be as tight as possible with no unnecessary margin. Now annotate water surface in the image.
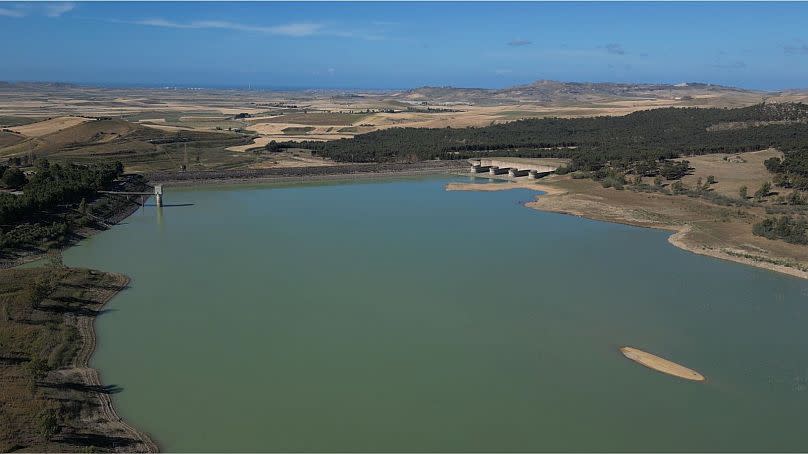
[65,176,808,451]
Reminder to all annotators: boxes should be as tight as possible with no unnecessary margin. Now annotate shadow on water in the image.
[42,382,124,394]
[57,433,136,449]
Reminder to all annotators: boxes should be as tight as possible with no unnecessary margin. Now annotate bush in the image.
[764,156,783,173]
[36,409,59,437]
[753,215,808,244]
[264,140,283,153]
[754,181,772,201]
[26,356,51,381]
[1,167,26,188]
[660,160,690,180]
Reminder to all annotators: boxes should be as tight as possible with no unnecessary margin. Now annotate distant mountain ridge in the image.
[392,79,768,105]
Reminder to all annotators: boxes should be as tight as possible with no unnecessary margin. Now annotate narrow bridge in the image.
[99,185,163,207]
[469,159,559,179]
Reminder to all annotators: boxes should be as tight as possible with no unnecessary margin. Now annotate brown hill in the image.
[0,131,25,149]
[0,119,142,157]
[393,80,768,106]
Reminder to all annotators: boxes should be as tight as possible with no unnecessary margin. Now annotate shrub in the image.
[753,215,808,244]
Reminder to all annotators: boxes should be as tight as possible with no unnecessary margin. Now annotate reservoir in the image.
[64,176,808,452]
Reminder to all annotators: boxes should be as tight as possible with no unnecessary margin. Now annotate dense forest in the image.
[290,103,808,173]
[0,160,124,250]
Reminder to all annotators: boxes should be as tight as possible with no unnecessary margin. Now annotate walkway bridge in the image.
[99,185,163,207]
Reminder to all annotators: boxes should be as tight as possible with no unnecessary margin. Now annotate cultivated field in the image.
[1,81,807,174]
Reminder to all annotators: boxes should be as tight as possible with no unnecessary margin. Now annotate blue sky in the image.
[1,1,807,90]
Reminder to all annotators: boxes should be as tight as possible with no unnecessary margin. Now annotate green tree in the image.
[739,185,748,199]
[26,356,50,381]
[755,181,772,201]
[36,408,58,437]
[2,167,26,188]
[706,175,716,185]
[265,140,282,153]
[78,198,88,216]
[27,276,54,308]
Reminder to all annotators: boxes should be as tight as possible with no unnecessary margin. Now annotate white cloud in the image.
[133,18,323,37]
[44,2,75,17]
[0,7,25,17]
[0,2,74,18]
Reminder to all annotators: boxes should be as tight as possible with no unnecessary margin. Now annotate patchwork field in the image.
[1,81,807,174]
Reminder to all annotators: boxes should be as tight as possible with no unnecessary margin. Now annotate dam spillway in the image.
[470,158,561,179]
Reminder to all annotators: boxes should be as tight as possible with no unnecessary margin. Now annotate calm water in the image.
[64,176,808,452]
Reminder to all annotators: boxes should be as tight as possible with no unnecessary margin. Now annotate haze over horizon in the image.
[1,1,808,91]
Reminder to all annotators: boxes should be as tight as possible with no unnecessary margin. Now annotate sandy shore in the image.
[667,226,808,280]
[445,178,808,281]
[620,347,705,382]
[445,180,567,195]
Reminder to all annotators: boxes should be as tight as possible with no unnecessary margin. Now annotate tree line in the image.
[0,160,123,249]
[287,103,808,174]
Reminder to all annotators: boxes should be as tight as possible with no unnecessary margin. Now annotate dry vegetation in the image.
[2,80,803,169]
[447,151,808,279]
[0,263,155,452]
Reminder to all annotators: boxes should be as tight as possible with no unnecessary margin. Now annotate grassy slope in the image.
[0,266,150,452]
[0,118,256,173]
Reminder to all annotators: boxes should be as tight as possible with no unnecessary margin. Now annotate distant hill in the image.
[391,80,770,106]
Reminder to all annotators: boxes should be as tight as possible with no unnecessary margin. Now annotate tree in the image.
[706,175,716,185]
[265,140,282,153]
[2,167,26,188]
[671,180,685,194]
[739,185,748,199]
[755,181,772,201]
[27,276,54,308]
[36,408,58,437]
[787,191,804,205]
[26,356,50,381]
[46,250,64,269]
[764,157,783,173]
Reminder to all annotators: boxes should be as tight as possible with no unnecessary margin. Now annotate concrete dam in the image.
[469,158,560,179]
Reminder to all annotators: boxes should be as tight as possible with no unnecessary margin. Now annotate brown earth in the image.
[0,266,157,452]
[9,117,91,138]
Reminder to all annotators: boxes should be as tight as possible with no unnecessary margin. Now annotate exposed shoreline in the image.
[8,166,800,450]
[0,177,149,270]
[145,161,467,186]
[446,180,808,280]
[69,272,159,452]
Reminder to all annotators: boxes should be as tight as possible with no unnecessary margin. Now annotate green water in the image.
[64,176,808,452]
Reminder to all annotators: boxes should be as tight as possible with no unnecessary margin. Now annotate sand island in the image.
[620,347,706,382]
